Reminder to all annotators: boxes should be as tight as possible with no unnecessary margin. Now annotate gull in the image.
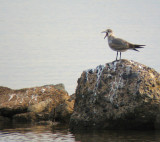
[102,29,145,60]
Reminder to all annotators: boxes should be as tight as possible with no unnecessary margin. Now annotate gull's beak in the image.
[101,31,107,33]
[101,31,108,39]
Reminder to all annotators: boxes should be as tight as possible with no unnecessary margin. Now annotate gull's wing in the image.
[109,38,130,50]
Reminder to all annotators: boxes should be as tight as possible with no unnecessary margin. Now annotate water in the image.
[0,0,160,94]
[0,123,160,142]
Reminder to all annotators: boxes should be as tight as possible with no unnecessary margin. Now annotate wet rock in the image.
[0,116,11,122]
[13,112,37,122]
[0,84,74,123]
[53,98,75,123]
[0,116,12,130]
[70,59,160,130]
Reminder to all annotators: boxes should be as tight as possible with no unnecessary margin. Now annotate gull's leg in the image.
[120,52,121,60]
[116,52,118,61]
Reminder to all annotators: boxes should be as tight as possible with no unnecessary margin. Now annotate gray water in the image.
[1,0,160,141]
[0,123,160,142]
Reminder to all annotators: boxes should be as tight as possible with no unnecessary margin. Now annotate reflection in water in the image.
[0,123,75,142]
[74,129,160,142]
[0,123,160,142]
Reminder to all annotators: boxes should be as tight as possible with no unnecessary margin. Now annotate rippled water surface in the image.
[0,123,160,142]
[0,123,74,142]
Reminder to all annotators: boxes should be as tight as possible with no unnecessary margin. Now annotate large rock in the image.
[0,84,74,123]
[70,59,160,130]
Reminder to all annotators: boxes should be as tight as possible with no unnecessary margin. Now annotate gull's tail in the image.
[132,44,145,52]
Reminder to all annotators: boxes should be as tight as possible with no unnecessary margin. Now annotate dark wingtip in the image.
[133,48,139,52]
[135,45,145,48]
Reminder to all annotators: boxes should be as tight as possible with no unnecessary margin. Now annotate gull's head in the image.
[101,29,113,39]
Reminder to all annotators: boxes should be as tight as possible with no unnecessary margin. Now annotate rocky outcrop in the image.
[0,84,74,123]
[70,59,160,130]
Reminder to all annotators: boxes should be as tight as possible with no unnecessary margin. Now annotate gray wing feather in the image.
[111,38,129,49]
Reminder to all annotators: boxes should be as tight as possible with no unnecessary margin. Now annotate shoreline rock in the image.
[70,59,160,130]
[0,84,74,123]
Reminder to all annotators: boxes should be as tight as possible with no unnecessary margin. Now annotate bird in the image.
[101,29,145,60]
